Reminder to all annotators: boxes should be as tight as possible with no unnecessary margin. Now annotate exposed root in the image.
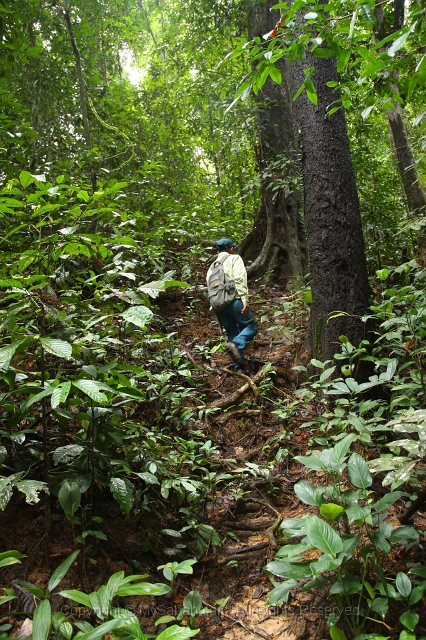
[223,367,258,398]
[223,541,269,556]
[223,519,275,531]
[220,409,263,424]
[250,496,283,553]
[208,365,271,410]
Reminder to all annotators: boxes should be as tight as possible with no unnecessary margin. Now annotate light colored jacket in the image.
[206,252,249,304]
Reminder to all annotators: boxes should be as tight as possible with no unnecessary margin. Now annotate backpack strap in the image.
[213,254,231,267]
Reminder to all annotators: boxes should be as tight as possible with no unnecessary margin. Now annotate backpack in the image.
[207,254,237,313]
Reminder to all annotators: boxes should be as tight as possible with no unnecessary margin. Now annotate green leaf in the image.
[20,171,35,188]
[0,550,25,562]
[319,503,344,522]
[409,565,426,579]
[109,478,134,516]
[15,479,48,505]
[60,622,73,640]
[51,381,71,408]
[57,590,91,608]
[370,531,391,553]
[25,387,53,409]
[182,590,202,615]
[330,434,356,465]
[72,379,109,404]
[53,445,84,466]
[58,481,81,518]
[304,12,318,20]
[79,618,128,640]
[310,553,342,575]
[40,338,72,360]
[345,504,371,525]
[0,549,24,568]
[77,190,90,202]
[294,480,324,506]
[48,550,80,593]
[265,560,312,580]
[395,572,412,598]
[330,575,362,595]
[347,453,372,489]
[329,627,348,640]
[121,305,154,329]
[116,583,171,596]
[33,599,51,640]
[388,30,410,57]
[312,48,334,58]
[267,579,297,605]
[358,3,376,25]
[374,491,403,512]
[268,65,282,84]
[156,625,199,640]
[0,340,25,371]
[155,616,177,626]
[337,49,351,73]
[305,77,318,105]
[399,612,419,632]
[305,515,343,556]
[361,105,375,120]
[175,559,197,574]
[294,453,324,471]
[408,581,426,604]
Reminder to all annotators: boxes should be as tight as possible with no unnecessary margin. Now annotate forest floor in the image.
[1,272,425,640]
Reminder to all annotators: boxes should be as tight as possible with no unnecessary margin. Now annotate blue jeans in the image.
[217,299,258,366]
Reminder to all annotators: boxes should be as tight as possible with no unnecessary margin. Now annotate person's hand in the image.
[241,302,249,315]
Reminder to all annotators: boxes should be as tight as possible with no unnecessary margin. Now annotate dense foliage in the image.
[1,0,426,639]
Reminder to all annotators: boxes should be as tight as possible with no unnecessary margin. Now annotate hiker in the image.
[206,237,258,371]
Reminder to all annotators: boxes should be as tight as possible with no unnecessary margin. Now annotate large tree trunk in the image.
[375,0,426,266]
[241,0,307,289]
[290,49,372,361]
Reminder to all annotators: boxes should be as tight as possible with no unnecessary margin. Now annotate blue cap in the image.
[216,238,236,250]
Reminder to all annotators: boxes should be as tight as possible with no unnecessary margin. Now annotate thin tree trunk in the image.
[375,0,426,266]
[63,0,98,231]
[289,39,372,361]
[28,21,39,171]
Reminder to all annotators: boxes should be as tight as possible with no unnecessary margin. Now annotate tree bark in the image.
[289,46,372,361]
[375,0,426,266]
[241,0,307,289]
